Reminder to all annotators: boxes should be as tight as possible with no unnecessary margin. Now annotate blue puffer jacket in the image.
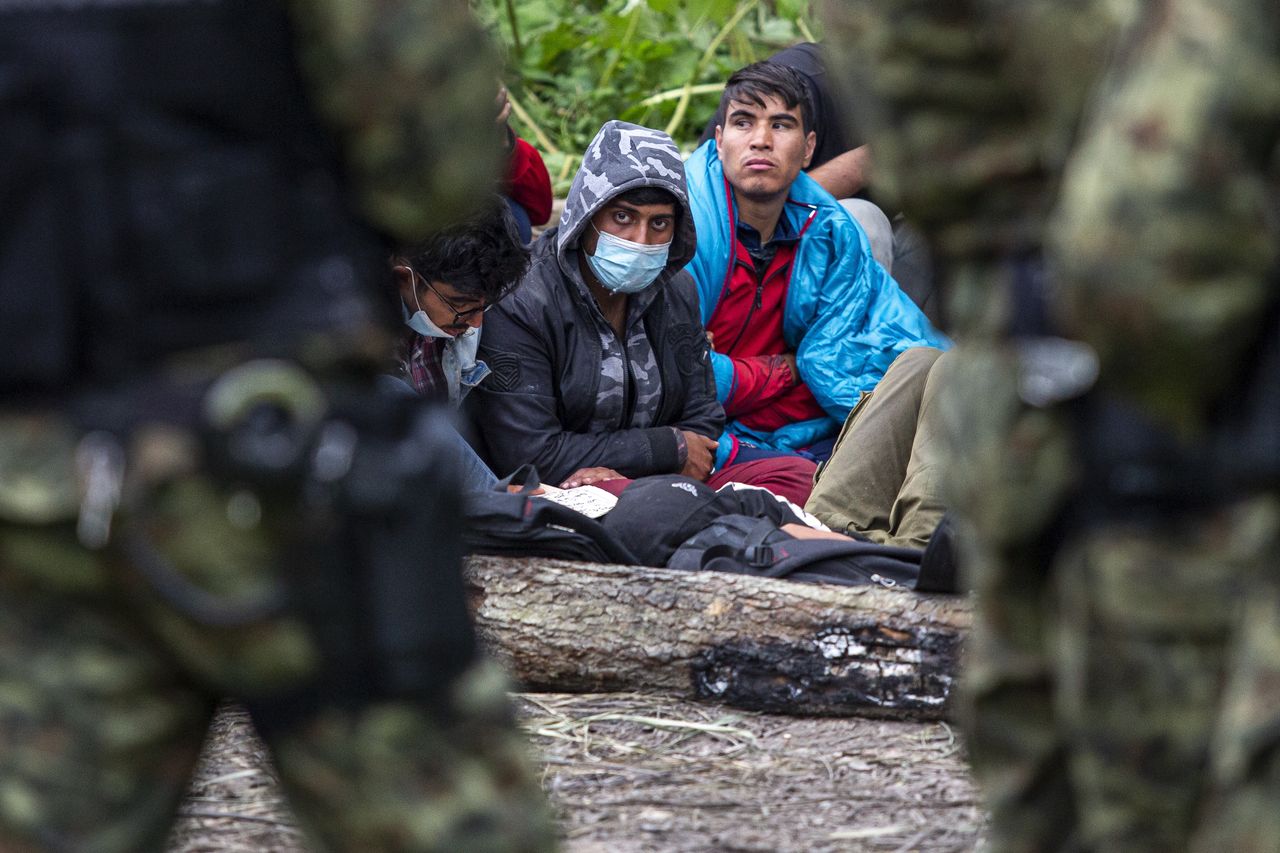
[685,140,950,461]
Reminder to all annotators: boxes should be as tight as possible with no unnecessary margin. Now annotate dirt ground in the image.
[167,694,984,852]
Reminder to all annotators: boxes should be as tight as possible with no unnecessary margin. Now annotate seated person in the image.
[496,84,553,244]
[805,346,951,550]
[699,43,936,323]
[701,44,870,215]
[685,61,949,464]
[471,120,816,506]
[386,198,529,490]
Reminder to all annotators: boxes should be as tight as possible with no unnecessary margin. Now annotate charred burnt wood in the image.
[463,556,971,721]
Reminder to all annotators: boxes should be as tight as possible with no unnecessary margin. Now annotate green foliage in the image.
[472,0,822,193]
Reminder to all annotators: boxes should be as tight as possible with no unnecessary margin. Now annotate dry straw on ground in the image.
[167,704,304,853]
[168,695,984,852]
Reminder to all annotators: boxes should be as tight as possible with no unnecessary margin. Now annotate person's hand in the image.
[780,523,850,541]
[505,483,545,495]
[679,431,718,481]
[561,467,624,488]
[780,352,799,385]
[495,85,513,126]
[705,330,716,351]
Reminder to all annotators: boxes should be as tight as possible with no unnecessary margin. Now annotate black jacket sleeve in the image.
[663,272,725,441]
[473,295,683,484]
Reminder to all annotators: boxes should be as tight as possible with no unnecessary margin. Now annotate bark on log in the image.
[464,556,971,721]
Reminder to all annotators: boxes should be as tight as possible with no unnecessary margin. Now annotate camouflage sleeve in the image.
[284,0,505,244]
[819,0,1132,332]
[1051,0,1280,432]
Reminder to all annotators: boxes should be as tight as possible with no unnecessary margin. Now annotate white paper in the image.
[533,483,619,518]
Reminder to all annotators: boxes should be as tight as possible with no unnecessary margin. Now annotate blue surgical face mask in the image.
[399,270,479,370]
[399,267,476,341]
[405,302,453,340]
[585,224,670,294]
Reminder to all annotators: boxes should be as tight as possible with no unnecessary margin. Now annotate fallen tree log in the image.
[464,556,971,721]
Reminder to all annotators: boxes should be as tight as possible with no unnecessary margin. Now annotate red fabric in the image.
[706,235,826,431]
[706,239,793,362]
[744,378,826,432]
[589,455,817,506]
[505,137,553,226]
[706,455,817,506]
[593,478,632,497]
[399,334,448,399]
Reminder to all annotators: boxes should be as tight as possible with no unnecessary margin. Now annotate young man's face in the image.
[396,268,486,336]
[715,93,816,202]
[581,198,677,254]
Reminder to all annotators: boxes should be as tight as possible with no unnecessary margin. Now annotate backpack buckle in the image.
[743,544,774,568]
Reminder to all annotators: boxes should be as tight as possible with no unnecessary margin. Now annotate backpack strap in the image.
[740,517,782,569]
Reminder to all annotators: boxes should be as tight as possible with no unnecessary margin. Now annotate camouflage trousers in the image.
[945,349,1280,852]
[0,413,555,852]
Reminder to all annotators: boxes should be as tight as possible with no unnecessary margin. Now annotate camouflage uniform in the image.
[822,0,1279,849]
[0,2,554,851]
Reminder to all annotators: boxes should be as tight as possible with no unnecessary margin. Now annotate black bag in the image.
[462,466,638,565]
[667,514,928,589]
[601,474,806,567]
[603,473,960,591]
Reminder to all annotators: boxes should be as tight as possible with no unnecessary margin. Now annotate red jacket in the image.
[505,136,552,226]
[705,215,826,433]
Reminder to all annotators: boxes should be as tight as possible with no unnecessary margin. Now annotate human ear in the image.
[394,265,418,309]
[580,216,602,256]
[802,130,817,168]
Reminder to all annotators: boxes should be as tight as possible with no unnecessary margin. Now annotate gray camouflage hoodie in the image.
[555,120,698,275]
[472,121,723,482]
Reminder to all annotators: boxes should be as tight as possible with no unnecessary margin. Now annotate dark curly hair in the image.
[398,197,530,303]
[717,61,814,135]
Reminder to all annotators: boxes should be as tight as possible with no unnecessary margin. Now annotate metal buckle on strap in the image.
[743,544,774,568]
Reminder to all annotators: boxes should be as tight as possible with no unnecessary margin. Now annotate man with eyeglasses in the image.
[391,198,529,407]
[386,198,530,493]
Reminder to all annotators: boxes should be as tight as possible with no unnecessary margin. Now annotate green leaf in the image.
[484,0,822,158]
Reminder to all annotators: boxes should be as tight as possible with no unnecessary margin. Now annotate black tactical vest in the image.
[0,0,387,397]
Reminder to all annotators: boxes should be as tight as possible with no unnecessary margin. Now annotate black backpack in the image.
[665,509,960,593]
[462,466,638,565]
[601,474,960,591]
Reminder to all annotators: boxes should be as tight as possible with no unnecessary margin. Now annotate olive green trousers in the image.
[806,346,949,549]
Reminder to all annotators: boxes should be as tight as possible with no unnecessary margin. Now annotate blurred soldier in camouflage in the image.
[823,1,1279,850]
[0,1,554,851]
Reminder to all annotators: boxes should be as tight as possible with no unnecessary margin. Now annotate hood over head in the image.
[555,121,696,284]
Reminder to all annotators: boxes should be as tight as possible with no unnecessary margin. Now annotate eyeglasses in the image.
[402,266,493,325]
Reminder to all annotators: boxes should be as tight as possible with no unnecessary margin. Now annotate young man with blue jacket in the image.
[686,61,949,467]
